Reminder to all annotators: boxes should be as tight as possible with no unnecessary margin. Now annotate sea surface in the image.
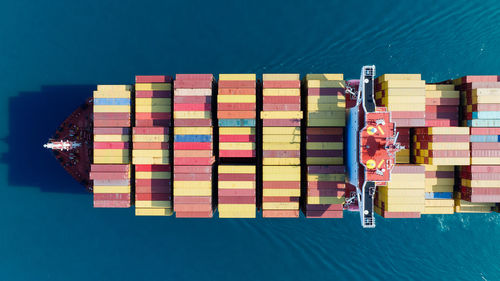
[1,0,500,280]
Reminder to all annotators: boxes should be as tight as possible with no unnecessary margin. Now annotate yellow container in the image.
[425,90,459,98]
[389,174,425,183]
[218,165,255,174]
[427,142,469,150]
[381,80,425,89]
[93,185,130,193]
[263,74,300,81]
[263,89,300,96]
[379,195,424,205]
[307,112,345,119]
[472,88,500,96]
[135,208,173,216]
[93,156,129,164]
[382,96,426,104]
[218,95,255,103]
[132,134,169,142]
[219,142,255,150]
[132,157,169,165]
[262,202,299,210]
[307,96,345,104]
[424,185,453,192]
[306,157,343,165]
[93,90,131,98]
[174,127,212,135]
[306,142,343,150]
[263,189,300,197]
[428,158,470,166]
[135,83,171,91]
[428,127,469,135]
[425,178,454,186]
[263,134,301,143]
[262,127,300,135]
[307,119,345,127]
[378,74,421,81]
[94,105,130,113]
[306,74,344,80]
[425,84,455,91]
[135,201,172,208]
[423,165,454,171]
[307,174,345,181]
[462,179,500,188]
[135,98,171,106]
[219,204,256,218]
[219,127,255,135]
[263,143,300,150]
[97,85,131,91]
[386,104,425,111]
[132,150,170,158]
[174,181,211,189]
[378,188,424,197]
[135,105,171,113]
[384,205,424,213]
[174,89,212,96]
[174,188,211,196]
[263,157,300,165]
[218,181,255,189]
[219,74,256,81]
[135,171,171,179]
[471,157,500,165]
[173,111,211,119]
[424,199,454,207]
[422,206,454,214]
[307,103,346,111]
[307,80,346,88]
[308,196,345,204]
[94,149,129,157]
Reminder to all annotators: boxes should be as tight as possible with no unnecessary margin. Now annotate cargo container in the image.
[218,165,256,218]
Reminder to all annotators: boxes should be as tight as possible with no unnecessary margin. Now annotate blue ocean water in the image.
[1,0,500,280]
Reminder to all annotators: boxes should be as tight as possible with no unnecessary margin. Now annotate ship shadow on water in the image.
[0,85,95,194]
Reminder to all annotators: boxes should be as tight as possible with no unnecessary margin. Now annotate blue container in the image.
[472,111,500,120]
[425,192,453,199]
[468,119,500,127]
[94,98,130,105]
[470,135,500,142]
[174,135,212,142]
[218,119,256,127]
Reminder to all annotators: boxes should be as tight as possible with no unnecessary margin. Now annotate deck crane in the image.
[346,66,403,228]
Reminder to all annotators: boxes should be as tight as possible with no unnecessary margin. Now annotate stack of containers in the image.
[305,74,346,127]
[422,165,454,214]
[453,75,500,127]
[305,166,345,218]
[218,165,256,218]
[460,166,500,203]
[173,74,214,218]
[375,74,426,127]
[413,127,470,165]
[424,84,459,127]
[454,192,495,213]
[469,128,500,165]
[262,166,301,217]
[396,127,410,164]
[218,74,256,158]
[262,74,302,165]
[374,165,424,218]
[306,128,343,165]
[92,85,132,208]
[134,75,173,216]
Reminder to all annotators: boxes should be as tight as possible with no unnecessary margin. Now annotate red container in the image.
[176,74,213,81]
[219,150,256,158]
[263,104,301,111]
[307,189,345,197]
[174,80,212,89]
[91,164,129,172]
[426,112,459,119]
[425,105,458,113]
[174,196,212,204]
[218,189,255,196]
[307,165,345,174]
[308,181,346,189]
[174,142,212,150]
[174,96,211,104]
[135,112,172,120]
[218,174,255,181]
[174,103,211,111]
[218,196,256,204]
[263,80,300,88]
[217,111,256,119]
[391,111,426,119]
[94,142,129,149]
[262,119,301,126]
[136,75,172,83]
[218,103,256,111]
[426,98,460,106]
[218,88,255,95]
[174,119,212,127]
[174,165,212,174]
[136,91,171,98]
[93,200,131,208]
[462,75,499,83]
[90,172,129,180]
[218,80,255,88]
[174,157,215,165]
[262,196,300,202]
[263,181,300,188]
[174,173,212,181]
[133,142,170,150]
[263,96,300,104]
[306,210,343,218]
[135,165,171,172]
[175,211,213,218]
[306,135,343,142]
[306,127,343,135]
[133,127,169,135]
[307,88,345,96]
[136,185,171,194]
[136,119,171,127]
[470,128,500,135]
[174,204,213,212]
[136,193,172,201]
[462,165,500,173]
[471,150,500,157]
[94,127,130,135]
[471,104,500,111]
[93,193,131,200]
[393,118,426,127]
[93,120,131,128]
[306,204,343,211]
[262,210,299,218]
[219,135,256,142]
[263,150,300,158]
[135,179,171,187]
[465,81,500,89]
[471,143,500,150]
[93,112,131,120]
[415,134,469,142]
[175,150,213,158]
[307,150,343,157]
[462,186,500,195]
[392,165,424,174]
[378,210,421,218]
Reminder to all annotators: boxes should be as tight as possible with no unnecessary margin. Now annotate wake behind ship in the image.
[45,67,500,227]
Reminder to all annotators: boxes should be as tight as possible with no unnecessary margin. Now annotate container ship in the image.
[44,66,500,227]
